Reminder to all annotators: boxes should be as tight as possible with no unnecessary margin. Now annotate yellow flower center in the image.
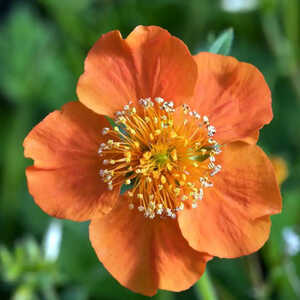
[98,97,221,219]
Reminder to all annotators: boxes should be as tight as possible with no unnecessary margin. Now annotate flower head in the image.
[98,98,221,218]
[24,26,282,296]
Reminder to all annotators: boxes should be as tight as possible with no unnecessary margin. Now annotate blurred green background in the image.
[1,0,300,299]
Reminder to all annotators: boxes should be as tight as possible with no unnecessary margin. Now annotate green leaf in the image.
[208,28,234,55]
[104,115,127,136]
[195,271,218,300]
[0,5,74,108]
[104,116,117,129]
[120,183,135,195]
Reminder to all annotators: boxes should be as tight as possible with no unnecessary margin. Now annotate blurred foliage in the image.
[1,0,300,299]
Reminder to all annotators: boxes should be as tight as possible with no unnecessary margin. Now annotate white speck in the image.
[138,206,145,212]
[283,227,300,256]
[155,97,164,104]
[222,0,258,12]
[102,127,110,135]
[44,220,62,262]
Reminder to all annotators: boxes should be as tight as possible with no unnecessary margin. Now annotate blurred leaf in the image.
[195,271,218,300]
[209,258,252,300]
[282,0,299,58]
[13,285,38,300]
[0,5,74,108]
[1,237,65,299]
[61,286,89,300]
[208,28,234,55]
[0,106,34,241]
[264,189,300,264]
[156,290,173,300]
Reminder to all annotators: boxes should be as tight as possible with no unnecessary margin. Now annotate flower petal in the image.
[89,200,211,296]
[239,130,259,145]
[24,101,119,221]
[77,26,197,116]
[214,142,282,219]
[178,142,282,258]
[191,52,272,144]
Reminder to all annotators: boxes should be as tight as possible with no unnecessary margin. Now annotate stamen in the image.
[98,97,222,219]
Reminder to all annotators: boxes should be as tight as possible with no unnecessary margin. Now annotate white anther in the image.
[171,213,177,219]
[199,188,204,200]
[124,105,130,110]
[139,99,146,106]
[155,97,164,104]
[208,162,215,169]
[166,208,172,216]
[103,159,109,165]
[213,144,222,154]
[204,181,213,188]
[210,165,222,176]
[192,202,198,208]
[108,183,113,191]
[128,203,134,210]
[203,115,209,124]
[207,125,216,137]
[105,175,112,181]
[102,127,110,135]
[138,206,145,212]
[99,169,104,177]
[192,111,200,119]
[209,156,216,162]
[149,213,155,219]
[157,209,163,215]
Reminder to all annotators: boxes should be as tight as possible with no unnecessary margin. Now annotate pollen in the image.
[98,97,222,219]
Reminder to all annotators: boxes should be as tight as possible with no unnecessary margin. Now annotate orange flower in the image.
[24,26,282,296]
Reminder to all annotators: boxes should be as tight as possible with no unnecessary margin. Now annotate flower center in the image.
[98,97,221,219]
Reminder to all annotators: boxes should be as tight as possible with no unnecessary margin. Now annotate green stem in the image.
[195,271,218,300]
[245,255,269,300]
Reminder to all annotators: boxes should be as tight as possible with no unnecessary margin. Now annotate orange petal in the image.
[239,130,259,145]
[191,52,272,144]
[77,26,197,116]
[178,142,282,258]
[89,200,211,296]
[24,101,119,221]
